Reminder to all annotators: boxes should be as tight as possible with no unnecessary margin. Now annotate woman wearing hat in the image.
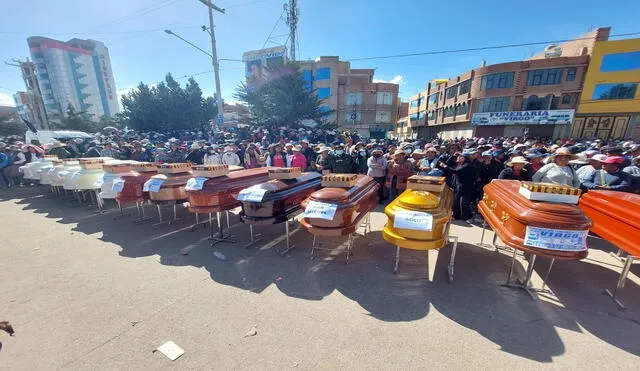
[532,147,581,187]
[417,147,441,176]
[367,148,387,203]
[315,146,333,174]
[289,145,307,170]
[266,144,287,167]
[498,156,532,181]
[243,144,262,169]
[385,149,414,200]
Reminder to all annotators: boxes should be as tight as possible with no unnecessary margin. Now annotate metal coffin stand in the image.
[186,167,272,246]
[382,186,458,282]
[148,169,192,227]
[240,172,323,254]
[579,190,640,310]
[478,180,591,301]
[116,165,158,223]
[299,175,379,263]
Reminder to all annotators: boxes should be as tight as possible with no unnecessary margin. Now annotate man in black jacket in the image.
[300,140,316,171]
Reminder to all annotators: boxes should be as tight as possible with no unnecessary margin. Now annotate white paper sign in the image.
[237,186,268,202]
[303,201,338,220]
[93,178,104,188]
[524,226,588,251]
[144,178,165,192]
[112,178,125,192]
[185,177,207,191]
[58,171,69,178]
[393,211,433,231]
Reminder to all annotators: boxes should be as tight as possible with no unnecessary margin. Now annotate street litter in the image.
[153,341,184,361]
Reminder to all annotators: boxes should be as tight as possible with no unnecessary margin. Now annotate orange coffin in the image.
[479,180,591,260]
[579,190,640,256]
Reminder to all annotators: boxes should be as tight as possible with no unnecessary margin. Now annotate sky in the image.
[1,0,639,108]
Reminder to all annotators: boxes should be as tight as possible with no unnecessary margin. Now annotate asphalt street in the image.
[1,187,639,370]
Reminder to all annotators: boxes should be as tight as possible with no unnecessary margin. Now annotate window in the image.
[521,94,556,110]
[527,68,563,86]
[455,103,468,116]
[409,112,419,121]
[427,110,437,121]
[566,67,576,81]
[600,51,640,72]
[303,70,312,91]
[445,85,457,99]
[375,110,392,123]
[319,106,332,117]
[376,92,392,105]
[315,67,331,80]
[458,80,471,95]
[417,111,425,120]
[345,92,363,105]
[316,87,330,99]
[477,97,511,112]
[561,95,572,105]
[480,72,514,90]
[410,99,421,108]
[592,83,638,100]
[443,106,455,118]
[427,93,439,105]
[346,111,361,122]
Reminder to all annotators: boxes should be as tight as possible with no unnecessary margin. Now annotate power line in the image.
[346,32,640,61]
[261,8,287,49]
[88,0,184,31]
[0,26,200,36]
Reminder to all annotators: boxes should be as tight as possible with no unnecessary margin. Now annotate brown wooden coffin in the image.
[479,180,591,260]
[579,190,640,256]
[300,174,379,236]
[186,167,271,213]
[240,172,322,225]
[148,171,192,203]
[116,167,158,203]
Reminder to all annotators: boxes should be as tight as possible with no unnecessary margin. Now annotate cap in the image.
[591,154,607,162]
[601,156,625,164]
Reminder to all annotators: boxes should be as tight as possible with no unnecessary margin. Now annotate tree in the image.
[119,73,217,132]
[60,103,97,132]
[234,63,332,129]
[0,114,25,137]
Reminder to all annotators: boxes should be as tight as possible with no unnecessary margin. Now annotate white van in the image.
[25,130,92,145]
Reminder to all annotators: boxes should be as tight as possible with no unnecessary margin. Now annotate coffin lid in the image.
[488,180,587,217]
[580,190,640,229]
[310,174,375,202]
[253,172,322,201]
[199,167,271,192]
[397,190,441,210]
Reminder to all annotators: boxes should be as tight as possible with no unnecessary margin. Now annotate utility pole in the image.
[198,0,225,126]
[285,0,298,61]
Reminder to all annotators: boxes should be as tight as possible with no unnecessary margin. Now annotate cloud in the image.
[0,93,16,107]
[373,75,405,85]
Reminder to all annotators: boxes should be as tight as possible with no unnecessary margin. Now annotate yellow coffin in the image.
[383,187,453,250]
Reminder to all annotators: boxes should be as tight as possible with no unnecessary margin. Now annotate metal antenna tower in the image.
[284,0,298,61]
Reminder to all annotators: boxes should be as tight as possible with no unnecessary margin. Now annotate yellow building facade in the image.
[572,38,640,139]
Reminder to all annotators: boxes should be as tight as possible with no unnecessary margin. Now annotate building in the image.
[572,37,640,140]
[242,46,288,81]
[298,56,399,139]
[397,28,611,140]
[27,36,119,123]
[12,61,50,129]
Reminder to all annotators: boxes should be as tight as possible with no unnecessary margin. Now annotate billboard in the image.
[242,46,287,79]
[471,109,575,126]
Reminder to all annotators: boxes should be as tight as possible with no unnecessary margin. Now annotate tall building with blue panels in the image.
[27,37,119,123]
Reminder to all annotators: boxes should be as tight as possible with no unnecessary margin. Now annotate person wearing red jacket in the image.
[289,145,307,170]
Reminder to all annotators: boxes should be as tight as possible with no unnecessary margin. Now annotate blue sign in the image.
[216,114,224,124]
[472,110,575,126]
[524,226,587,251]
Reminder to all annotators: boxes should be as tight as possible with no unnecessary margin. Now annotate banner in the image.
[523,226,587,251]
[471,110,574,126]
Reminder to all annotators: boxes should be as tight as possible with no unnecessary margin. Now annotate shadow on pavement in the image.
[5,187,640,361]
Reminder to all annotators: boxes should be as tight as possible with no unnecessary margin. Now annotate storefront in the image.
[471,110,574,139]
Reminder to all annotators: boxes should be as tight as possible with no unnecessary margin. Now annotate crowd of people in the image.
[1,126,639,223]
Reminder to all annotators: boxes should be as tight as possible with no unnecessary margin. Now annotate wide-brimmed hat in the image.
[292,145,302,152]
[371,148,384,154]
[525,150,544,159]
[569,153,589,165]
[50,141,64,148]
[425,147,438,153]
[590,154,607,162]
[393,149,406,156]
[7,145,20,151]
[412,149,424,155]
[190,143,200,150]
[316,146,330,153]
[551,147,578,160]
[506,156,530,166]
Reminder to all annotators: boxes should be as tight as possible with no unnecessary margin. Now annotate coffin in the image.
[382,187,453,250]
[148,163,193,203]
[579,191,640,256]
[64,158,105,190]
[185,167,271,213]
[479,180,591,260]
[39,159,63,184]
[116,163,158,203]
[99,162,132,200]
[23,156,57,180]
[50,160,80,187]
[240,172,322,225]
[300,174,379,236]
